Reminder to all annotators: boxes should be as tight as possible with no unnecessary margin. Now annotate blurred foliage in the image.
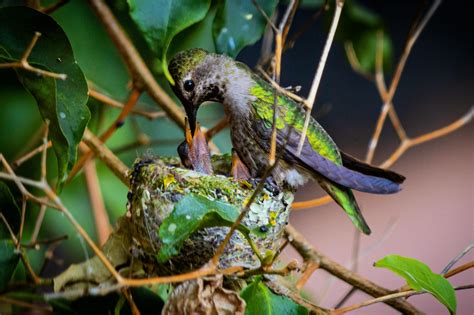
[213,0,278,57]
[324,0,393,74]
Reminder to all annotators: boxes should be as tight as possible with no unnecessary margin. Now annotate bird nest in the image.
[53,155,295,297]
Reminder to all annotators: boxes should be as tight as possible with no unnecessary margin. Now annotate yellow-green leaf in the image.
[375,254,457,314]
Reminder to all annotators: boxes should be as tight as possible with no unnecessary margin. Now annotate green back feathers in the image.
[249,80,341,164]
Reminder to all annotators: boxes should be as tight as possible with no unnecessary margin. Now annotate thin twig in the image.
[251,0,278,33]
[0,213,18,244]
[17,198,27,251]
[112,138,180,155]
[121,288,141,315]
[379,108,473,168]
[333,229,362,308]
[30,204,47,244]
[0,212,43,284]
[333,284,473,315]
[320,218,398,305]
[0,32,67,80]
[13,141,52,168]
[67,88,142,181]
[297,0,344,155]
[266,280,330,314]
[256,67,307,105]
[268,0,299,165]
[23,234,68,248]
[81,129,129,186]
[365,0,442,163]
[41,0,70,14]
[295,261,319,290]
[89,87,166,120]
[441,242,474,274]
[286,0,329,49]
[210,166,275,266]
[84,159,112,245]
[0,296,52,313]
[40,120,49,182]
[444,261,474,279]
[205,116,229,140]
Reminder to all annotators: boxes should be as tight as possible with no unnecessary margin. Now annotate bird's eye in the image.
[183,79,195,92]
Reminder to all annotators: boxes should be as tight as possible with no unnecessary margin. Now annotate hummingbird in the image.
[168,49,405,235]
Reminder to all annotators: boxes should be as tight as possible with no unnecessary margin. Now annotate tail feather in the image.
[319,179,371,235]
[340,151,405,184]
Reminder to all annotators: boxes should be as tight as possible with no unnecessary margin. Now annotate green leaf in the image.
[213,0,278,58]
[0,7,90,186]
[375,254,457,314]
[240,278,308,315]
[0,182,20,238]
[126,0,211,83]
[168,4,218,58]
[157,194,248,262]
[0,240,19,291]
[349,28,392,75]
[153,283,172,302]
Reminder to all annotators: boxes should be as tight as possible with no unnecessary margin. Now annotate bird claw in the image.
[231,149,251,180]
[248,176,280,196]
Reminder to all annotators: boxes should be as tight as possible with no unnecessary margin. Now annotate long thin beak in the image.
[184,105,198,136]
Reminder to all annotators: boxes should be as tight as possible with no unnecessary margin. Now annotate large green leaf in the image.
[375,254,457,314]
[157,194,249,262]
[240,278,308,315]
[126,0,211,82]
[213,0,278,58]
[0,6,90,186]
[0,182,20,238]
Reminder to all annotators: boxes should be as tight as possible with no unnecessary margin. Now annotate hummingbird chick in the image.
[168,48,405,235]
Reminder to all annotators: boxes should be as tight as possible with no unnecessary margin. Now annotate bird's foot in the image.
[231,149,251,181]
[249,176,281,197]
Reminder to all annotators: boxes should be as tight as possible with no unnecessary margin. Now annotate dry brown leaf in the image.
[163,275,245,315]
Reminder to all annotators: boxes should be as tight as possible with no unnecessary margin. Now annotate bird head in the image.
[168,48,224,134]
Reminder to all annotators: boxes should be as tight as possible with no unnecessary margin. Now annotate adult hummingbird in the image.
[168,49,405,235]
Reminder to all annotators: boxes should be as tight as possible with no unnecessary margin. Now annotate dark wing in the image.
[340,151,406,184]
[252,121,402,194]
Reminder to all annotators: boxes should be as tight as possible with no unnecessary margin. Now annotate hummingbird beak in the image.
[184,104,198,136]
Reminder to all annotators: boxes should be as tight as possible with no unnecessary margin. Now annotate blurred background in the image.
[0,0,472,314]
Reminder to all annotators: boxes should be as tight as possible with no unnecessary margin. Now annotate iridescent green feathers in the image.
[248,79,341,164]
